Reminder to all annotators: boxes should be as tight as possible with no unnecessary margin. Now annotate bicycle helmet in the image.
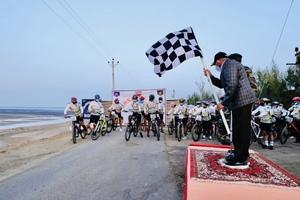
[158,97,163,101]
[114,98,119,104]
[139,96,145,101]
[292,97,300,102]
[71,97,77,103]
[196,101,201,105]
[272,101,279,105]
[179,98,185,103]
[132,95,138,100]
[95,94,100,100]
[149,94,155,101]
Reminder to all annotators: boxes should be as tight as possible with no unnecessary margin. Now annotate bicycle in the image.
[167,115,176,135]
[66,115,87,144]
[175,114,185,142]
[125,115,139,141]
[280,116,300,144]
[147,112,161,141]
[191,115,202,142]
[250,118,262,145]
[91,114,112,140]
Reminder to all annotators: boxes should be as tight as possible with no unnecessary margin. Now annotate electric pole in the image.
[108,58,119,92]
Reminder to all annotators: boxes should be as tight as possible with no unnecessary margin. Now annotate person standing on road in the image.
[204,52,256,166]
[158,97,165,133]
[252,98,274,149]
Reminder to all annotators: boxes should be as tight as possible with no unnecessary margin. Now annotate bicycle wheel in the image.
[192,125,201,142]
[106,119,113,133]
[167,124,173,135]
[178,124,182,142]
[280,126,289,144]
[98,120,106,136]
[133,124,138,137]
[155,123,160,141]
[79,129,87,139]
[125,126,132,141]
[91,123,100,140]
[72,122,77,144]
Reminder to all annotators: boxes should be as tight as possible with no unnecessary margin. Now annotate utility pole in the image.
[108,58,119,92]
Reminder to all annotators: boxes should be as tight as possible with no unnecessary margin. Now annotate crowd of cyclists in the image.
[63,93,300,147]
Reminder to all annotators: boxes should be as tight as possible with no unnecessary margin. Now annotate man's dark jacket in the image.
[211,59,256,110]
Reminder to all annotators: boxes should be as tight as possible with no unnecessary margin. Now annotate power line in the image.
[271,0,294,62]
[56,0,113,59]
[40,0,109,63]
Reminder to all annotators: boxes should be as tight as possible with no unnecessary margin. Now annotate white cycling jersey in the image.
[64,103,82,117]
[88,101,104,116]
[252,105,273,124]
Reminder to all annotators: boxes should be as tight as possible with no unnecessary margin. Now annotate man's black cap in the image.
[211,52,227,66]
[228,53,242,63]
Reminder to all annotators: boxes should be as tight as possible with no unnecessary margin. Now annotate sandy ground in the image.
[0,122,77,182]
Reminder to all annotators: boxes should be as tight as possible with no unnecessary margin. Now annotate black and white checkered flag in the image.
[146,27,202,77]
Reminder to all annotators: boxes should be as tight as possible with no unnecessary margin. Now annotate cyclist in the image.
[252,98,274,149]
[88,94,104,133]
[272,101,287,136]
[130,95,143,137]
[109,98,124,130]
[289,97,300,142]
[64,97,88,132]
[167,102,177,128]
[144,94,159,137]
[173,98,188,139]
[158,97,165,133]
[200,101,213,140]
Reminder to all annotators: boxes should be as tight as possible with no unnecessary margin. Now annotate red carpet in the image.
[185,143,300,200]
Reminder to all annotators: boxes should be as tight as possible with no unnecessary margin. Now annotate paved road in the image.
[0,131,180,200]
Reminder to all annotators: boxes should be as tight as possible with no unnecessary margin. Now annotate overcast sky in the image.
[0,0,299,107]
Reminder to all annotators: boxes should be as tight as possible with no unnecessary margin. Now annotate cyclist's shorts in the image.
[116,112,123,119]
[260,122,272,132]
[90,114,100,124]
[202,120,212,129]
[76,116,84,123]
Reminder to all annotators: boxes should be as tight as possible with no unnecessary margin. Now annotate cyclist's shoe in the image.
[209,136,212,140]
[140,132,143,138]
[182,136,187,140]
[202,135,206,139]
[268,145,274,150]
[262,144,268,149]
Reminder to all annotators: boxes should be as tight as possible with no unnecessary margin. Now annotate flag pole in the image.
[199,57,232,141]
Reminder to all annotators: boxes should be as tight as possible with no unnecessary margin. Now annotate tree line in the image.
[187,63,300,108]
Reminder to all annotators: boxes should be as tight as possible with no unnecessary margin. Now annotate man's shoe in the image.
[226,160,248,166]
[140,132,143,138]
[262,144,268,149]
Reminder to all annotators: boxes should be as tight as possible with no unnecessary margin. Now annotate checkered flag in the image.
[146,27,202,77]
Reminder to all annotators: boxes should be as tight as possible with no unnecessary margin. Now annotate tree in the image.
[256,63,289,106]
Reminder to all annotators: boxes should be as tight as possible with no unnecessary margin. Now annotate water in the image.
[0,107,66,130]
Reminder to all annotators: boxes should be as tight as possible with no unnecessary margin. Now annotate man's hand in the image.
[203,68,212,77]
[216,103,224,111]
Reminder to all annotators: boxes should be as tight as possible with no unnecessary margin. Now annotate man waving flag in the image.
[145,27,202,77]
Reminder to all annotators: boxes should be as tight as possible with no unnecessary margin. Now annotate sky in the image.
[0,0,299,107]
